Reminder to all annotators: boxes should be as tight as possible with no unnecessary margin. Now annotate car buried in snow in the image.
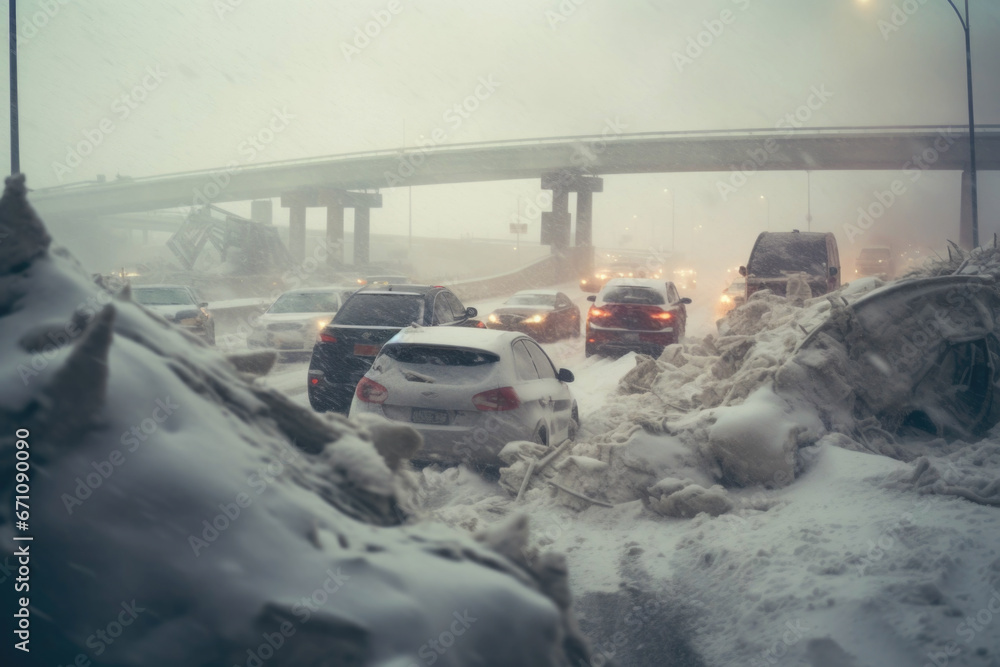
[131,284,215,344]
[485,289,582,342]
[307,284,480,414]
[585,278,691,358]
[739,230,841,300]
[247,286,357,359]
[348,326,579,467]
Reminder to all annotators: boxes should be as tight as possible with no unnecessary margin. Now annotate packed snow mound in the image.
[0,176,593,667]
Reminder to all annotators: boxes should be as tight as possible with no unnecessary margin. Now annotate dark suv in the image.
[307,284,479,413]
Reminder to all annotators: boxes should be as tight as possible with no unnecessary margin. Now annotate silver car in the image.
[132,284,215,344]
[247,287,356,357]
[349,327,578,467]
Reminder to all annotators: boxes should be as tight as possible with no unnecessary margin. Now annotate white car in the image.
[247,287,356,356]
[349,327,578,468]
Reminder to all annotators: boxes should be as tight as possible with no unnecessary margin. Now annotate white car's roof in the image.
[278,286,354,295]
[387,326,524,354]
[512,289,560,296]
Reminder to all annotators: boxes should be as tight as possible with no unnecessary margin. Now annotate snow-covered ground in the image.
[262,276,1000,667]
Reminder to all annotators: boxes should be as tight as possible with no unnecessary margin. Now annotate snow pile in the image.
[0,176,593,667]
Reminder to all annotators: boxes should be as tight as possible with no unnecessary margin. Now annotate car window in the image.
[749,234,830,278]
[667,285,679,303]
[600,287,665,305]
[133,288,196,306]
[374,344,499,385]
[433,293,454,324]
[523,340,557,379]
[334,294,424,326]
[512,340,539,381]
[444,292,467,320]
[507,293,555,307]
[268,291,341,314]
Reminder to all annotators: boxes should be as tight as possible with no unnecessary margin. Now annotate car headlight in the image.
[720,295,732,304]
[488,313,499,323]
[527,314,544,324]
[315,318,331,330]
[200,307,211,318]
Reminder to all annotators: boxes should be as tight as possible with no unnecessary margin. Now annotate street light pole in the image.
[946,0,978,247]
[9,0,19,174]
[663,188,675,253]
[760,195,769,231]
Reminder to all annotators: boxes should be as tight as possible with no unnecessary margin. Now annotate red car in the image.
[585,278,690,358]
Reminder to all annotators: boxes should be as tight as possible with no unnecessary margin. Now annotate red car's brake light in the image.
[356,377,388,404]
[588,307,609,319]
[319,332,337,343]
[652,311,673,321]
[472,387,521,411]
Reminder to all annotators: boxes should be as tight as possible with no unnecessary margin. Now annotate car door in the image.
[555,292,578,335]
[431,292,456,326]
[510,339,552,442]
[522,339,572,441]
[667,283,687,337]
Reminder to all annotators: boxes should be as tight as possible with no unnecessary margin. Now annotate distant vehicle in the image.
[580,261,661,293]
[247,286,356,357]
[358,274,411,286]
[718,280,747,316]
[349,327,578,467]
[132,284,215,344]
[585,278,690,358]
[486,290,581,342]
[739,230,840,300]
[855,246,894,279]
[307,284,479,413]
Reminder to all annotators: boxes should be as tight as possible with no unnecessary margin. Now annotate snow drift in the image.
[0,175,594,667]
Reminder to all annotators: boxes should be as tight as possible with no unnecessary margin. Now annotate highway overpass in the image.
[29,125,1000,257]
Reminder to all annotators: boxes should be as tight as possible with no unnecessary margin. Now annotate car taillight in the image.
[474,320,486,328]
[472,387,521,411]
[588,307,609,319]
[356,377,388,404]
[319,332,337,343]
[652,311,673,321]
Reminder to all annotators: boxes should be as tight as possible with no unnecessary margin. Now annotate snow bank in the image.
[0,176,594,667]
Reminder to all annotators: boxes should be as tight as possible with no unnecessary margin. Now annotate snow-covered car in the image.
[247,286,355,356]
[718,280,746,316]
[132,284,215,344]
[486,290,581,341]
[349,327,578,467]
[585,278,690,357]
[739,230,841,300]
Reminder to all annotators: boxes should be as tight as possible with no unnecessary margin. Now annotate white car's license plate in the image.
[412,409,450,425]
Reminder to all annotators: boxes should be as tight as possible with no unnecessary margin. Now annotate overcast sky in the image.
[2,0,999,278]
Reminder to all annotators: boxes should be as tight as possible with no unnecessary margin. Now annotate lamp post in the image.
[663,188,675,253]
[9,0,19,174]
[945,0,978,247]
[760,195,770,231]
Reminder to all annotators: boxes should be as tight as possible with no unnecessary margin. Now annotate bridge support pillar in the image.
[287,204,307,262]
[354,207,371,265]
[960,169,974,250]
[282,188,381,268]
[250,200,273,225]
[325,202,345,267]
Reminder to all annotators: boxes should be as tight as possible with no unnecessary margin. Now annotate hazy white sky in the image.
[2,0,999,276]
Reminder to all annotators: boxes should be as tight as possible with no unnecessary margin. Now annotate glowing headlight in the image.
[527,314,544,324]
[315,318,331,330]
[720,295,732,305]
[598,273,607,280]
[488,313,499,323]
